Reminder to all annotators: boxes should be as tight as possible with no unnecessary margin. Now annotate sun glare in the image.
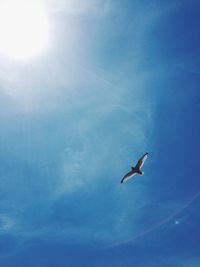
[0,0,49,60]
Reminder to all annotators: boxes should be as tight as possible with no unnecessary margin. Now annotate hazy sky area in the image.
[0,0,200,266]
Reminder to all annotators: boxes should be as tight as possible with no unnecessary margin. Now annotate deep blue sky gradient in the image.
[0,0,200,266]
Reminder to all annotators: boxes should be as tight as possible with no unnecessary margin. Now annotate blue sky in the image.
[0,0,200,266]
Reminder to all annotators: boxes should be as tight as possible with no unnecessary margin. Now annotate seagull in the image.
[121,152,149,183]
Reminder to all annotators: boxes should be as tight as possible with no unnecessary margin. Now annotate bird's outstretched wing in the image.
[135,152,148,170]
[121,169,136,183]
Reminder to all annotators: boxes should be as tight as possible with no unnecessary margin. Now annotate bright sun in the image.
[0,0,49,60]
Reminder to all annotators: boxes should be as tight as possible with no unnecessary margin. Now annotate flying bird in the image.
[121,152,149,183]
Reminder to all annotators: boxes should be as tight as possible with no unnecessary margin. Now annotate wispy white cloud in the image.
[0,214,15,233]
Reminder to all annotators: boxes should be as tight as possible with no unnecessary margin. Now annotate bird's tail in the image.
[138,170,144,176]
